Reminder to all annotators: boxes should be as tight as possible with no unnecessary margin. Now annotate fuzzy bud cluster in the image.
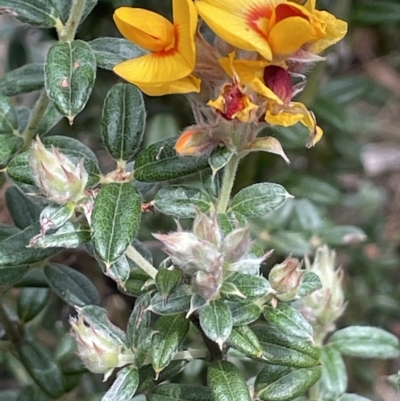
[154,211,265,301]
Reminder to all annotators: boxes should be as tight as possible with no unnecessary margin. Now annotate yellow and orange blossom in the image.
[113,0,200,96]
[219,54,323,146]
[195,0,347,61]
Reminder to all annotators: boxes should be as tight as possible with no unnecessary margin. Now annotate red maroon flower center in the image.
[221,85,245,120]
[263,66,293,104]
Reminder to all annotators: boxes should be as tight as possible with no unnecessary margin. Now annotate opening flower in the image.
[113,0,201,96]
[207,81,258,122]
[219,54,323,146]
[196,0,347,61]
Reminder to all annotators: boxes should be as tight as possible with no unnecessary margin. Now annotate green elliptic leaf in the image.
[0,93,18,135]
[88,37,148,70]
[13,267,48,288]
[102,83,146,161]
[0,223,60,267]
[255,364,321,401]
[262,230,311,256]
[44,263,100,307]
[5,187,42,229]
[127,293,152,349]
[36,103,63,136]
[134,137,209,182]
[228,325,262,359]
[31,223,91,249]
[209,147,233,176]
[138,361,189,393]
[0,64,44,96]
[297,271,322,298]
[43,135,98,164]
[217,212,247,236]
[150,285,191,315]
[0,0,60,27]
[0,266,30,289]
[17,287,49,323]
[156,268,182,299]
[226,300,262,326]
[317,225,366,247]
[328,326,400,359]
[0,134,24,168]
[317,345,347,401]
[0,224,21,240]
[263,303,313,341]
[151,314,190,374]
[154,186,211,218]
[227,274,272,299]
[199,300,232,348]
[19,342,64,399]
[91,183,142,266]
[201,168,222,199]
[17,106,30,132]
[53,0,97,25]
[45,40,96,122]
[101,253,131,288]
[102,365,139,401]
[148,384,213,401]
[207,360,252,401]
[229,183,291,217]
[252,326,320,367]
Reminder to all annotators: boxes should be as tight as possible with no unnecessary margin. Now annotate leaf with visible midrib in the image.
[45,40,96,122]
[91,183,142,265]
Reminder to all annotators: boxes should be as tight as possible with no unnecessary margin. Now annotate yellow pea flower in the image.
[195,0,347,61]
[219,54,323,146]
[113,0,201,96]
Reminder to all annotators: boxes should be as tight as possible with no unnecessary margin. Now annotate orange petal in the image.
[196,2,273,60]
[175,128,213,156]
[113,7,174,52]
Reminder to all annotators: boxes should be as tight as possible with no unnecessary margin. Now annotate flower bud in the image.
[192,211,222,247]
[70,311,133,379]
[153,232,222,275]
[30,137,88,204]
[174,127,216,156]
[299,246,345,338]
[268,257,304,301]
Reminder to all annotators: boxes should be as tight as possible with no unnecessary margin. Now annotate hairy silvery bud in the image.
[153,232,222,275]
[269,257,304,302]
[299,246,346,341]
[30,137,88,204]
[192,211,221,247]
[70,310,134,380]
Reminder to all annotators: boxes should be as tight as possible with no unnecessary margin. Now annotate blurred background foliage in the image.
[1,0,400,399]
